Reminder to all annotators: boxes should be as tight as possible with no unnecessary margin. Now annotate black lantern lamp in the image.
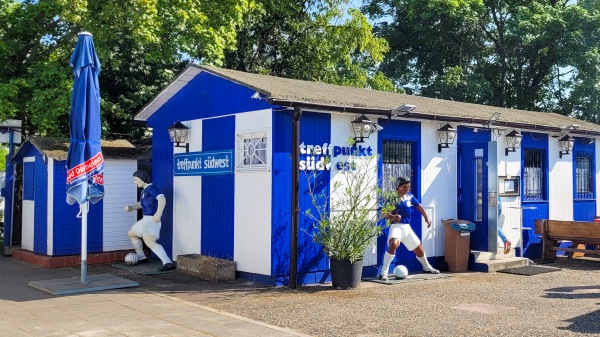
[167,121,190,153]
[504,130,523,156]
[558,134,574,158]
[351,115,376,143]
[437,123,457,152]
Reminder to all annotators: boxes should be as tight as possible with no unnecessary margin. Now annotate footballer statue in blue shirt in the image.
[378,176,439,280]
[124,170,176,272]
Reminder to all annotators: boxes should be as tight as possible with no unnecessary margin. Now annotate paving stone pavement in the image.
[0,256,310,337]
[4,254,600,337]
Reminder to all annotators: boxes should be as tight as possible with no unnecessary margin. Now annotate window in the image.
[236,131,268,170]
[475,157,483,221]
[575,154,593,199]
[523,149,544,201]
[382,141,412,193]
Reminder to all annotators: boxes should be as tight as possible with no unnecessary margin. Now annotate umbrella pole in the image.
[81,202,88,282]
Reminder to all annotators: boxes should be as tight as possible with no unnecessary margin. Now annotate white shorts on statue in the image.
[387,223,421,251]
[131,216,161,239]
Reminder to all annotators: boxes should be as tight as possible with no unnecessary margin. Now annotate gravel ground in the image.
[89,257,600,337]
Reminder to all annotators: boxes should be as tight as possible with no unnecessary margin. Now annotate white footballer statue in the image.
[393,265,408,279]
[124,252,139,265]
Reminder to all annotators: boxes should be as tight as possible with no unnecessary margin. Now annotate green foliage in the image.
[0,146,7,171]
[0,0,249,139]
[304,147,395,263]
[225,0,397,91]
[364,0,600,120]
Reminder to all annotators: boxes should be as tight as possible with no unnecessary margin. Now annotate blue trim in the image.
[271,109,292,281]
[297,111,331,280]
[33,156,47,254]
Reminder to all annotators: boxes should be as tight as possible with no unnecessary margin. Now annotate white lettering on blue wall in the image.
[299,142,372,171]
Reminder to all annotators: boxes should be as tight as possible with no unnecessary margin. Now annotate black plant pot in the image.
[330,258,363,289]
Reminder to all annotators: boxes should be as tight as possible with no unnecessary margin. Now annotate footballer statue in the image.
[124,170,176,272]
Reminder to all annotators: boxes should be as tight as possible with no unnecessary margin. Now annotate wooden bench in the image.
[534,219,600,260]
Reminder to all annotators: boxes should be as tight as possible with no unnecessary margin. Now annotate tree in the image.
[0,145,7,171]
[363,0,600,120]
[0,0,250,139]
[224,0,397,91]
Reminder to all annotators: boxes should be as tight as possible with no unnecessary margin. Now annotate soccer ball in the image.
[124,252,139,265]
[393,265,408,279]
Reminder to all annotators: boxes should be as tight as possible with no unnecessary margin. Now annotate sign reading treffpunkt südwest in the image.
[174,150,233,176]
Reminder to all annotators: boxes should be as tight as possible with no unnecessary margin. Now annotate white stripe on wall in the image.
[234,109,272,275]
[21,157,35,251]
[47,158,54,255]
[102,159,138,251]
[172,119,202,260]
[496,132,522,248]
[329,114,379,265]
[421,122,457,257]
[549,135,574,220]
[22,199,34,251]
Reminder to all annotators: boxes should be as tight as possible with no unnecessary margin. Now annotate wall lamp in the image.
[351,115,380,143]
[558,134,574,158]
[168,121,190,153]
[437,123,457,152]
[504,130,522,156]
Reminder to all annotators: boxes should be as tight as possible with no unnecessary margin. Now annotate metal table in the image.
[508,206,537,257]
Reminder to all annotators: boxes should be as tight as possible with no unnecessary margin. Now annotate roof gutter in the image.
[268,98,600,137]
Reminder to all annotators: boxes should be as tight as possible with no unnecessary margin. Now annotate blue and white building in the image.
[6,137,138,258]
[136,65,600,285]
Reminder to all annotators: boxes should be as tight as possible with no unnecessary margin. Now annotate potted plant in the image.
[304,145,395,289]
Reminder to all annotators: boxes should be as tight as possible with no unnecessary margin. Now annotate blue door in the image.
[459,142,490,251]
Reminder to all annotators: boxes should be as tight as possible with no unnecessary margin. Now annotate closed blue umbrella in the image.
[66,32,105,282]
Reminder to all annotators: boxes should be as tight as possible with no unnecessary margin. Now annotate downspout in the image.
[290,107,302,289]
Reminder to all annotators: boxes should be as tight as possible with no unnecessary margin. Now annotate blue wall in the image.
[520,132,549,258]
[296,111,331,285]
[573,138,596,221]
[269,110,334,286]
[271,109,292,284]
[33,156,47,254]
[52,160,103,255]
[11,141,104,256]
[200,117,235,259]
